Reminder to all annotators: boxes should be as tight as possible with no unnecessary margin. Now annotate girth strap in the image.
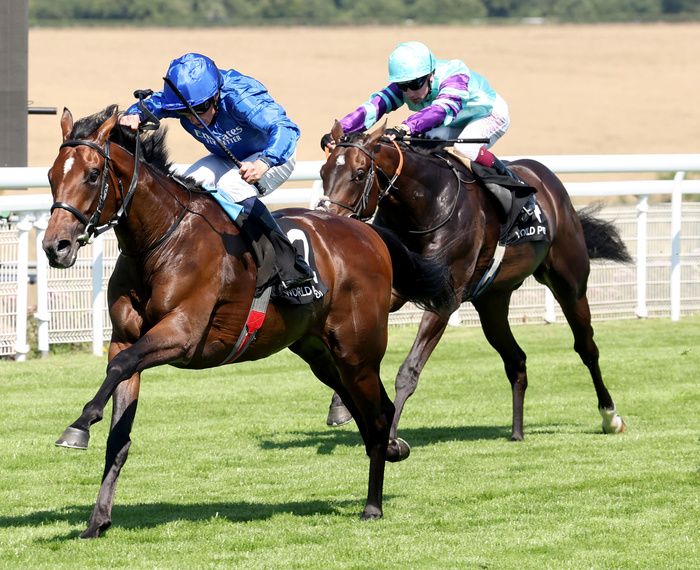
[220,286,273,365]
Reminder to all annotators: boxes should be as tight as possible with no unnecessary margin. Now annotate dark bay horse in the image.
[42,106,450,538]
[319,122,631,451]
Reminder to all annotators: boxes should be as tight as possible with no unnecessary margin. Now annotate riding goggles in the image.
[176,97,215,117]
[397,75,430,92]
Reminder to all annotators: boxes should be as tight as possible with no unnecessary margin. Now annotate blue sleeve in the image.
[123,92,175,120]
[233,93,300,166]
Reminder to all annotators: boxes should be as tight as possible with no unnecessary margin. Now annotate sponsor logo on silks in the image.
[280,285,325,299]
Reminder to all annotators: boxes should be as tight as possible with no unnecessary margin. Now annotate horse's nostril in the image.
[57,239,72,253]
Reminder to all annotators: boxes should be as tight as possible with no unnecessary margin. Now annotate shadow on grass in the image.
[259,423,513,455]
[0,498,361,539]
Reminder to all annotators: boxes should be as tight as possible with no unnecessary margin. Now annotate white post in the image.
[14,215,33,361]
[309,179,324,209]
[544,288,556,323]
[91,236,105,356]
[635,196,648,318]
[670,171,685,321]
[33,214,51,357]
[448,307,461,326]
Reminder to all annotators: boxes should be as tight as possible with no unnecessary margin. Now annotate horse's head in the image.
[318,120,396,221]
[43,106,121,268]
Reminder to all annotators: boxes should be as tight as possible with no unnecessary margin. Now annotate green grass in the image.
[0,318,698,569]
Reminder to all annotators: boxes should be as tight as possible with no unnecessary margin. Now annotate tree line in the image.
[29,0,700,26]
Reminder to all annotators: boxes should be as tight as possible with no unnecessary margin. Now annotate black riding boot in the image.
[492,157,523,182]
[240,198,314,290]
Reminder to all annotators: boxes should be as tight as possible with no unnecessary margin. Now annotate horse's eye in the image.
[87,168,100,184]
[352,168,366,182]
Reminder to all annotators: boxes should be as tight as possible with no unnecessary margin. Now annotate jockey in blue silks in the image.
[321,41,523,215]
[120,52,313,289]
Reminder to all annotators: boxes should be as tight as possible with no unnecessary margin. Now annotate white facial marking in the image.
[63,157,75,175]
[336,155,345,167]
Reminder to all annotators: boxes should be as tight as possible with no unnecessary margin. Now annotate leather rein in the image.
[51,133,188,256]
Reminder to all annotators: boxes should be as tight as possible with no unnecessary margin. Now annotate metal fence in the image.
[1,154,700,359]
[0,225,20,356]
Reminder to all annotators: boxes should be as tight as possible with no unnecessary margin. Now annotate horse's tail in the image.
[370,224,455,313]
[578,205,633,263]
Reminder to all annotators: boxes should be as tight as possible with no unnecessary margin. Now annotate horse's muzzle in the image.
[42,235,80,268]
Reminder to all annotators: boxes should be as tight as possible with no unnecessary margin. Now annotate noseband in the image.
[52,125,153,246]
[323,139,403,221]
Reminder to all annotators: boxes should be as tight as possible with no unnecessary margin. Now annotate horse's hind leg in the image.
[543,270,626,433]
[291,336,394,519]
[290,338,370,442]
[472,291,529,441]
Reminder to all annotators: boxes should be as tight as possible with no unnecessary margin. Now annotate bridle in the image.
[321,138,403,221]
[51,138,127,246]
[50,131,188,255]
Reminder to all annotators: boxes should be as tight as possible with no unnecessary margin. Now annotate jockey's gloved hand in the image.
[320,132,333,150]
[385,126,408,141]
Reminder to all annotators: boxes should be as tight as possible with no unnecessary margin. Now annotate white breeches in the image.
[425,94,510,160]
[183,151,296,202]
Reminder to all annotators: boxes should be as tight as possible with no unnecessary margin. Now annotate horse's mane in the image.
[71,105,203,193]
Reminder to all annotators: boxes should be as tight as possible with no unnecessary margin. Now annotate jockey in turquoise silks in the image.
[321,41,521,209]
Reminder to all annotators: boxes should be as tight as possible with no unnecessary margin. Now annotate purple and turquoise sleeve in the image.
[403,73,469,134]
[339,84,404,133]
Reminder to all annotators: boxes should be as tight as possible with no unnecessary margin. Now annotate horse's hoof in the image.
[387,437,411,462]
[326,404,353,427]
[361,506,383,520]
[600,407,626,434]
[55,426,90,450]
[79,521,110,539]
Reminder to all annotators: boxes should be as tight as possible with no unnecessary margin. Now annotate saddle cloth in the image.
[443,150,549,247]
[274,217,328,305]
[210,191,327,305]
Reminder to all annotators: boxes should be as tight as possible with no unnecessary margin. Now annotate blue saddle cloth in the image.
[209,189,244,222]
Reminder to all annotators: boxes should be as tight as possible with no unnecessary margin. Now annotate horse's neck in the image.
[112,146,188,252]
[388,151,454,224]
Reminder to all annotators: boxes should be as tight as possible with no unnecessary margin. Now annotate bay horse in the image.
[42,106,451,538]
[318,122,631,452]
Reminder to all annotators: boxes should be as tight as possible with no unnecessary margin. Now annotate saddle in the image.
[209,190,326,305]
[443,148,542,244]
[443,148,549,300]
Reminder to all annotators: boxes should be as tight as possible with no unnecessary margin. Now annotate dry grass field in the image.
[27,24,699,169]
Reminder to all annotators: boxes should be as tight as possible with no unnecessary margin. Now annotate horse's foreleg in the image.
[56,314,193,450]
[391,310,449,440]
[81,361,141,539]
[473,292,528,441]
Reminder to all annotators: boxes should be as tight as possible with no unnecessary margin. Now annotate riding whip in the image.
[162,76,267,195]
[401,136,491,144]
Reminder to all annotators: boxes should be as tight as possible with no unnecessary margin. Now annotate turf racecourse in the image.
[1,318,697,569]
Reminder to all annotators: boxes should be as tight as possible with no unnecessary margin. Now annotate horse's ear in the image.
[367,120,387,147]
[331,120,344,142]
[60,108,74,141]
[94,113,119,145]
